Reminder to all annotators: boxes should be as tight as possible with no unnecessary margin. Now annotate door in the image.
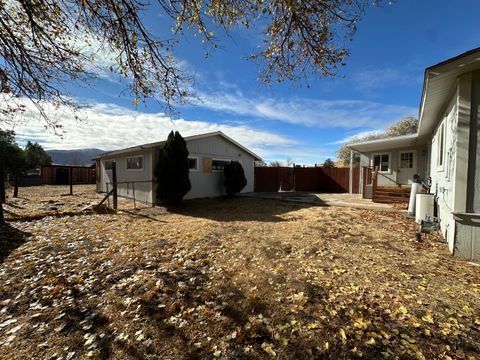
[397,151,416,184]
[55,168,69,185]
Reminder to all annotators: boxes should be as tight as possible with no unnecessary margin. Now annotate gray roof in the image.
[92,131,262,161]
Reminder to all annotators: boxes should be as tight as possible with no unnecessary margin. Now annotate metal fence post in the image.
[112,162,118,210]
[69,167,73,195]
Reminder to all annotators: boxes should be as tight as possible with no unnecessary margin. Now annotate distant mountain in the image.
[47,148,104,166]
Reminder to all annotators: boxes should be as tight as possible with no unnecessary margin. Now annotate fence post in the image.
[69,167,73,195]
[132,182,136,209]
[292,163,296,192]
[112,162,118,210]
[349,149,353,194]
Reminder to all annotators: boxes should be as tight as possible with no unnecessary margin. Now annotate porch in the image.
[348,134,429,205]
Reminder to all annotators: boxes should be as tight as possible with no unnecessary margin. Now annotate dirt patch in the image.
[0,186,479,359]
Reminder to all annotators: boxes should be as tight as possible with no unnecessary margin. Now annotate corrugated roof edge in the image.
[91,131,262,161]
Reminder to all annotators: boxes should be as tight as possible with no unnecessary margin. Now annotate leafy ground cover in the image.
[0,186,479,359]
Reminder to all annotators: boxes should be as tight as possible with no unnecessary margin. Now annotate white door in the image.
[397,151,416,184]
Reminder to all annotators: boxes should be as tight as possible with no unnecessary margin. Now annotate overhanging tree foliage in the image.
[1,0,386,128]
[223,161,247,197]
[155,131,191,205]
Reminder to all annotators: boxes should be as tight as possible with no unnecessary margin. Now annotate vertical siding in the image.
[99,149,154,204]
[429,84,460,250]
[97,135,256,203]
[467,70,480,212]
[185,135,255,199]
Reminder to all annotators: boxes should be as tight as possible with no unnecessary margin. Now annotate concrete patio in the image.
[241,191,395,210]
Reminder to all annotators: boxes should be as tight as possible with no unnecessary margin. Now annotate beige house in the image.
[94,131,261,204]
[349,48,480,262]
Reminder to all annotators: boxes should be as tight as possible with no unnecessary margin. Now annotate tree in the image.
[323,158,335,168]
[1,0,386,128]
[224,161,247,197]
[24,141,52,169]
[336,116,419,165]
[155,131,191,205]
[269,160,282,167]
[0,130,26,223]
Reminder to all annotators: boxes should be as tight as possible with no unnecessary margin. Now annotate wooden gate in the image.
[254,166,359,193]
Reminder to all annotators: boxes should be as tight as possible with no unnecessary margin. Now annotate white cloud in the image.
[190,90,417,129]
[352,65,423,93]
[9,100,304,162]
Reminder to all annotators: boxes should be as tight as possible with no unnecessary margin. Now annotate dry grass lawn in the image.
[0,186,479,359]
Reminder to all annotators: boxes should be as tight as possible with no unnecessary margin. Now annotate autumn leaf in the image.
[261,342,277,357]
[422,314,434,324]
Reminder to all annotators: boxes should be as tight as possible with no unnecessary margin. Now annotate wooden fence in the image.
[254,166,359,193]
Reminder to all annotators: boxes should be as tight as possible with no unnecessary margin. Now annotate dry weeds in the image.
[0,186,479,359]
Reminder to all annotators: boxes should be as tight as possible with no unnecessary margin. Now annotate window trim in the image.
[188,156,199,172]
[398,150,416,170]
[104,160,114,172]
[437,120,446,171]
[125,155,144,171]
[371,152,391,174]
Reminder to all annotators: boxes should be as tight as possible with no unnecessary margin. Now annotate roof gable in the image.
[93,131,262,161]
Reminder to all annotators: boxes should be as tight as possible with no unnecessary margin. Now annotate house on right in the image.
[349,48,480,262]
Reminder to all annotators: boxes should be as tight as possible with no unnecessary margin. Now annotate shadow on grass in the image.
[0,223,32,264]
[167,196,323,223]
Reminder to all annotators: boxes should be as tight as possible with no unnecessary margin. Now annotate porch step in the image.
[373,186,410,204]
[373,195,409,204]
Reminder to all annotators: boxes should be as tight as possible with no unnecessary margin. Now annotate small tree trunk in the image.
[0,167,5,224]
[13,173,18,198]
[0,167,5,204]
[0,198,4,225]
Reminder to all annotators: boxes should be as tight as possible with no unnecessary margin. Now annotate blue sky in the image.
[13,0,480,164]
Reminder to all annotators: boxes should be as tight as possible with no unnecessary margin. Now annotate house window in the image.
[126,156,143,170]
[188,157,199,171]
[212,159,231,171]
[438,121,445,167]
[400,152,413,168]
[373,154,390,173]
[104,160,113,171]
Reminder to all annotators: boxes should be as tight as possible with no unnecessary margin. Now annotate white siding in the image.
[184,135,255,199]
[363,146,428,186]
[429,86,459,249]
[97,134,257,203]
[99,149,154,204]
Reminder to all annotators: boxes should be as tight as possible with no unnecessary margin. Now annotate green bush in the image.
[155,131,191,205]
[323,158,335,168]
[224,161,247,196]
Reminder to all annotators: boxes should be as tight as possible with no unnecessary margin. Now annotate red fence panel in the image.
[254,167,280,192]
[255,166,360,193]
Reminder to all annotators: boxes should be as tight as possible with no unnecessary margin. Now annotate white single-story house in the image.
[93,131,261,203]
[348,48,480,262]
